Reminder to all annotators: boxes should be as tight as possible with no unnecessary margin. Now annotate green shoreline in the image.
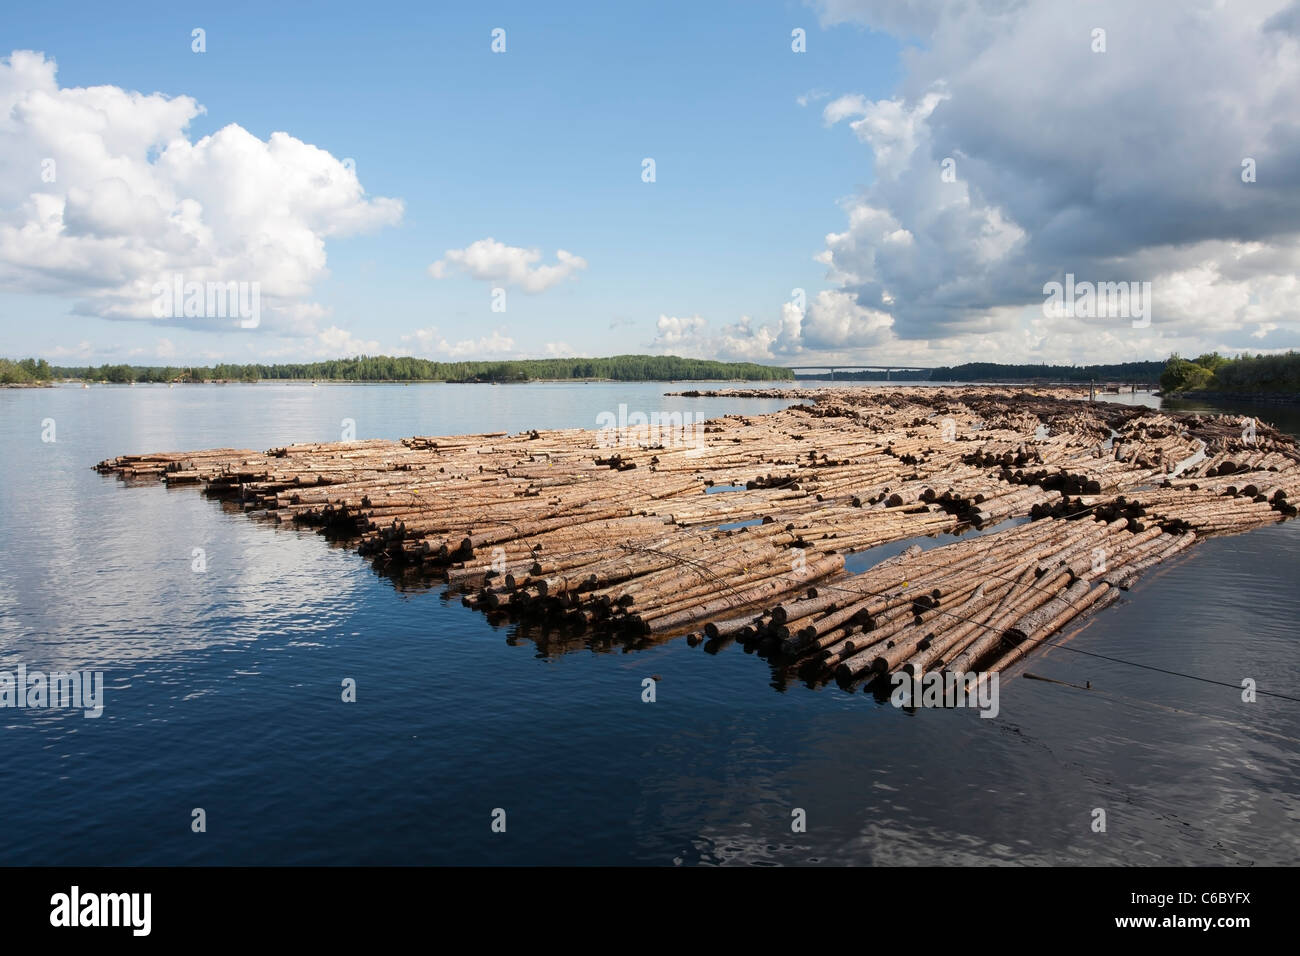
[7,352,1298,395]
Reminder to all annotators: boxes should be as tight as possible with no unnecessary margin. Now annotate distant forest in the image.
[928,361,1167,383]
[45,354,794,383]
[796,361,1168,383]
[795,370,923,381]
[1160,352,1300,394]
[13,353,1298,393]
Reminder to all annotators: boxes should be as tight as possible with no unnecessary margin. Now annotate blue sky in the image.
[0,0,898,365]
[2,0,1298,367]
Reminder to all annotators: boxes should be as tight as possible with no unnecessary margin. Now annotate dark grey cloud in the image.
[810,0,1300,348]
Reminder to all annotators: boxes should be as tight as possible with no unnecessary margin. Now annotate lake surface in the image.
[1,382,1296,865]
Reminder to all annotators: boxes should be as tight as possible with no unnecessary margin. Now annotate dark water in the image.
[0,383,1296,865]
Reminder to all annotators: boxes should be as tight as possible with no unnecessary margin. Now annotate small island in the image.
[0,358,54,387]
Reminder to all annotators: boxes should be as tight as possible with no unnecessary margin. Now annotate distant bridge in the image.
[787,365,935,380]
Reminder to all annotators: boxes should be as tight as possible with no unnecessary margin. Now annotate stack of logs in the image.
[96,386,1299,687]
[702,514,1193,690]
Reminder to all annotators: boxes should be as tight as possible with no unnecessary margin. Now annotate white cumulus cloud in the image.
[653,314,707,346]
[429,238,587,293]
[0,50,403,334]
[400,326,516,358]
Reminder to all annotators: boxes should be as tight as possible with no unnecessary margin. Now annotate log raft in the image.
[95,387,1299,687]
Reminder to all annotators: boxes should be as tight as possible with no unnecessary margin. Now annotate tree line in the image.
[42,354,794,383]
[1160,352,1300,394]
[18,351,1298,393]
[928,361,1167,383]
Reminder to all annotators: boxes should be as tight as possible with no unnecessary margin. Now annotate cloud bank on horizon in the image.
[2,0,1299,368]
